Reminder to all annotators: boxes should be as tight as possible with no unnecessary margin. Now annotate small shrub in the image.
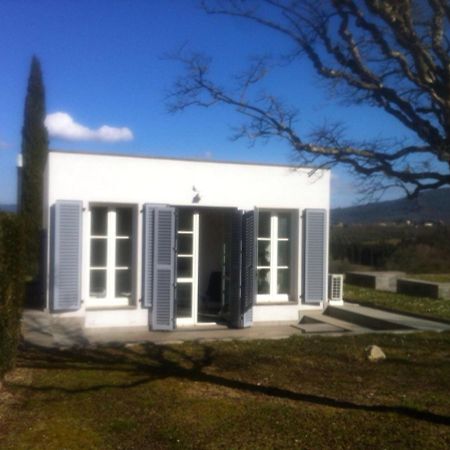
[0,213,25,380]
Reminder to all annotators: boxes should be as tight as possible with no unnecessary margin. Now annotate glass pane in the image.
[91,239,107,266]
[277,269,290,294]
[177,283,192,318]
[258,212,271,238]
[277,241,290,267]
[115,270,131,298]
[116,207,133,236]
[177,233,192,254]
[257,269,270,294]
[91,207,107,235]
[177,256,192,278]
[178,209,193,231]
[278,213,290,238]
[116,239,131,267]
[90,270,106,297]
[257,240,271,266]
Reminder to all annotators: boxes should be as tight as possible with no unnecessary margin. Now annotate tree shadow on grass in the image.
[6,342,450,427]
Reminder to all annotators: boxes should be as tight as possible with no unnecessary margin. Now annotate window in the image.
[177,208,198,321]
[257,212,291,302]
[89,206,134,306]
[176,209,194,318]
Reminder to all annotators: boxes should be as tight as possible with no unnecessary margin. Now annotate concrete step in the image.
[335,303,450,331]
[325,305,412,331]
[299,312,369,333]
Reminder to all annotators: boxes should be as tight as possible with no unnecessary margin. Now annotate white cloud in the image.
[45,112,133,142]
[0,139,9,150]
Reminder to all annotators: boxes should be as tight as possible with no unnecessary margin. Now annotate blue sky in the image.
[0,0,413,207]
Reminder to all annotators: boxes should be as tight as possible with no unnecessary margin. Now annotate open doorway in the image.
[197,208,235,323]
[175,207,235,326]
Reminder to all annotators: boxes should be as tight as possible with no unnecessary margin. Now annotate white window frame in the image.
[176,212,199,326]
[87,206,133,308]
[257,212,291,303]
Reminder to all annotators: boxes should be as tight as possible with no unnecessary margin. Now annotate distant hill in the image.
[331,188,450,225]
[0,204,17,213]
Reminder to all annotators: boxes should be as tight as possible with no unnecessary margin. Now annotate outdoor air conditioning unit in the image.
[328,274,344,304]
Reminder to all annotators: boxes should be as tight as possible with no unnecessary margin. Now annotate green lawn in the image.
[1,334,450,449]
[408,274,450,283]
[345,284,450,322]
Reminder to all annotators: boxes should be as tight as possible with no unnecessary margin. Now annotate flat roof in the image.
[49,149,328,171]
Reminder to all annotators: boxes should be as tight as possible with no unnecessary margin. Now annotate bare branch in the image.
[169,0,450,198]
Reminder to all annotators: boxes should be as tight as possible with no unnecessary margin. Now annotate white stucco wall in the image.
[45,150,330,326]
[47,151,330,210]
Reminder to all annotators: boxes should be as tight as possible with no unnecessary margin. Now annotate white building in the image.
[44,150,330,330]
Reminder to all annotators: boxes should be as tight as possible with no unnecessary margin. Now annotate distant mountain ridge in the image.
[331,188,450,225]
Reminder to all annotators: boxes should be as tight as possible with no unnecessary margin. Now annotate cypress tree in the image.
[20,56,48,277]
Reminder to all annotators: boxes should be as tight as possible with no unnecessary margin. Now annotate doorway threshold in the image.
[176,322,229,331]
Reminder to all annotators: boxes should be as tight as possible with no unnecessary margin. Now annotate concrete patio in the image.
[22,303,450,349]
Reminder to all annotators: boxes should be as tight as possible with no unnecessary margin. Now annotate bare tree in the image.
[169,0,450,199]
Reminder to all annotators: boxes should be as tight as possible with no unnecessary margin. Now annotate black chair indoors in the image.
[202,271,222,315]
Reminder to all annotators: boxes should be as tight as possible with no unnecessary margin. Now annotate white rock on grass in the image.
[365,345,386,362]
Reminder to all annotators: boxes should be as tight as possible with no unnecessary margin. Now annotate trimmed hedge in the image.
[0,213,25,379]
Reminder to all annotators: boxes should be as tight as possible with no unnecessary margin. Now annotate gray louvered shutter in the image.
[51,200,83,311]
[303,208,327,304]
[229,210,242,328]
[241,210,257,327]
[151,206,176,330]
[229,209,257,328]
[142,205,155,308]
